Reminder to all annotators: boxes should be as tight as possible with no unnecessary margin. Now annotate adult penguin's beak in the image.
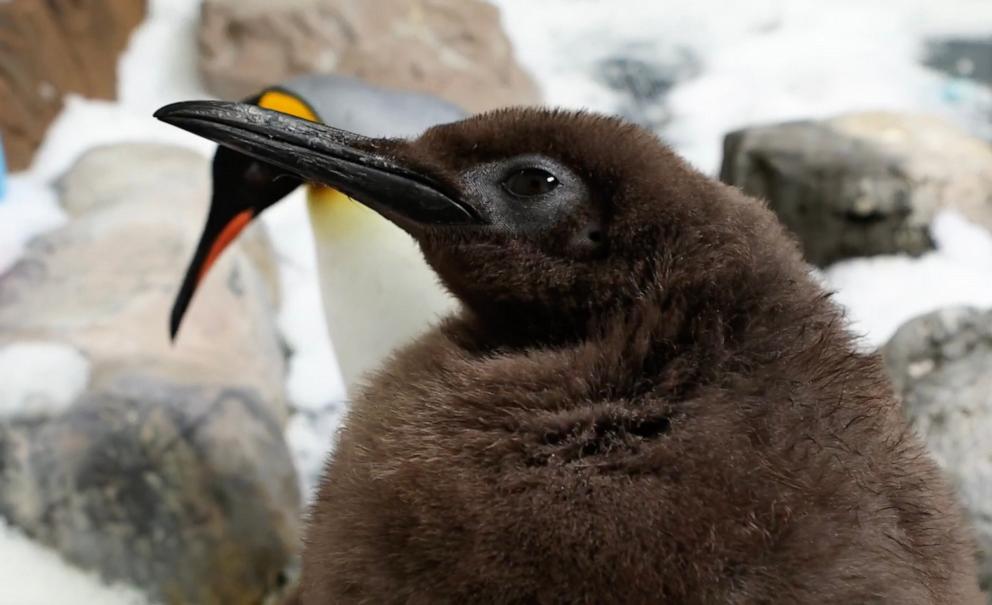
[154,100,484,339]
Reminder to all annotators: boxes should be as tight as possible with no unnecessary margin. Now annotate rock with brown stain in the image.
[0,0,147,170]
[197,0,541,112]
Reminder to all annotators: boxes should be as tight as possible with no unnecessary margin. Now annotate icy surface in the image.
[0,341,91,418]
[826,212,992,348]
[0,177,64,275]
[0,519,150,605]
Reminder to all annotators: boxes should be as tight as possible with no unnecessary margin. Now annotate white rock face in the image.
[0,341,90,418]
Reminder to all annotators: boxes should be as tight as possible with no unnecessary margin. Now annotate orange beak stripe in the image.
[197,209,255,284]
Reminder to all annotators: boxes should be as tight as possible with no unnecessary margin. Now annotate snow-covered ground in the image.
[0,519,149,605]
[1,0,991,601]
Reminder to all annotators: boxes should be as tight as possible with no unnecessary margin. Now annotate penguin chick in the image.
[154,102,981,604]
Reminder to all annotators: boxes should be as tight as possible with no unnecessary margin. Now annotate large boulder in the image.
[925,36,992,88]
[55,143,281,305]
[0,371,299,605]
[0,0,147,170]
[882,307,992,591]
[720,113,992,266]
[594,44,699,132]
[0,143,298,604]
[197,0,541,112]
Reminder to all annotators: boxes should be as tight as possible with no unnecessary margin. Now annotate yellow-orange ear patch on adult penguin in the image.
[256,89,320,122]
[156,101,983,604]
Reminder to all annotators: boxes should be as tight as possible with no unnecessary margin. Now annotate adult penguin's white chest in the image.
[306,185,458,394]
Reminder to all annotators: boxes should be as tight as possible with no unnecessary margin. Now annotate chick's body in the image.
[310,302,978,604]
[301,112,979,601]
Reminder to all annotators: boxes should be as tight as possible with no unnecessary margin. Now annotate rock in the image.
[925,37,992,88]
[0,143,297,604]
[0,0,147,171]
[595,44,699,131]
[197,0,541,113]
[720,113,992,266]
[58,144,216,218]
[0,370,300,605]
[882,307,992,591]
[56,143,281,305]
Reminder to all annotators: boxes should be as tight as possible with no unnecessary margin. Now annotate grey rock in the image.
[721,112,992,266]
[57,144,207,218]
[0,142,298,603]
[56,143,281,307]
[925,37,992,88]
[0,369,300,605]
[595,44,699,131]
[882,307,992,591]
[197,0,541,113]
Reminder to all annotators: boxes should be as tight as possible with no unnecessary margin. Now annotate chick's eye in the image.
[502,168,559,197]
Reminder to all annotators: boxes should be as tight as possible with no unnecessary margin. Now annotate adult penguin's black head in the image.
[170,89,325,339]
[155,102,797,345]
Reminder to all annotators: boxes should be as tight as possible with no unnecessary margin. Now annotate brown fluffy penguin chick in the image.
[153,102,980,604]
[300,110,981,604]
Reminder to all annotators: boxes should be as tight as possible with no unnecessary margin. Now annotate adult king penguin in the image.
[156,101,981,604]
[170,75,465,393]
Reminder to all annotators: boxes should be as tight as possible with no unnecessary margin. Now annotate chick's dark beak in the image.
[154,101,481,226]
[154,100,485,340]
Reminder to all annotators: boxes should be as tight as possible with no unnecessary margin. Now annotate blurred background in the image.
[0,0,990,603]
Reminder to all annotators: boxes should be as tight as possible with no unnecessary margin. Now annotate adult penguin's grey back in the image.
[280,74,467,137]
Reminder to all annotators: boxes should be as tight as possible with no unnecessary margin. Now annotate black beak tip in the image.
[154,100,241,131]
[153,101,190,124]
[154,100,209,121]
[169,285,195,344]
[168,309,182,343]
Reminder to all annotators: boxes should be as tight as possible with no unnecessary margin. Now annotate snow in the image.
[492,0,992,172]
[826,211,992,348]
[0,519,150,605]
[285,405,346,500]
[1,0,991,593]
[0,177,63,275]
[0,341,90,418]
